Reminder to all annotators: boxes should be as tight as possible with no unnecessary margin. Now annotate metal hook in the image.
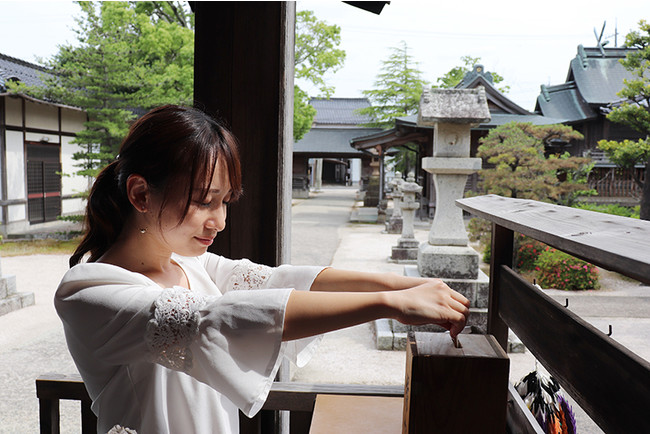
[607,325,613,337]
[564,298,569,308]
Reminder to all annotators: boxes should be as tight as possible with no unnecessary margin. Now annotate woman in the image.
[55,105,470,434]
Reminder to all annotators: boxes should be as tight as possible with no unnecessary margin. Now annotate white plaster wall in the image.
[61,109,86,132]
[4,96,22,126]
[62,197,85,215]
[5,130,26,222]
[350,158,361,183]
[25,131,59,143]
[25,100,58,131]
[61,135,89,210]
[6,130,25,201]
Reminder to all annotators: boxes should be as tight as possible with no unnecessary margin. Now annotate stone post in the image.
[390,173,422,262]
[0,258,32,316]
[406,87,491,333]
[385,172,403,234]
[313,158,323,192]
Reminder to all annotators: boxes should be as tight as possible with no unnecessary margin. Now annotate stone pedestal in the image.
[0,260,33,316]
[385,174,403,234]
[363,159,380,207]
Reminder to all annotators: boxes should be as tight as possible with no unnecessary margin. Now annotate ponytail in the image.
[69,160,131,267]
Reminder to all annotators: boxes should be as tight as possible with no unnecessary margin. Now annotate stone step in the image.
[0,291,35,316]
[0,274,17,299]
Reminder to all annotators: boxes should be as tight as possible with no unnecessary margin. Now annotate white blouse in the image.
[55,253,325,434]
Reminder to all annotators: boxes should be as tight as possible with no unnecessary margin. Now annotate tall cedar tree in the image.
[358,41,428,174]
[598,20,650,220]
[294,10,346,141]
[477,122,593,205]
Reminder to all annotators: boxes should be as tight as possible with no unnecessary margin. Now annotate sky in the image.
[0,0,648,111]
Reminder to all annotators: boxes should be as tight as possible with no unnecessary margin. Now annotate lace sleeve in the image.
[144,286,206,372]
[226,259,275,292]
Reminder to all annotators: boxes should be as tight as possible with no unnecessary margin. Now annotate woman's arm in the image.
[309,267,432,293]
[283,278,470,341]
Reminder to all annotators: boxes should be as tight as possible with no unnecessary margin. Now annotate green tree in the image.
[358,41,429,129]
[9,1,194,179]
[435,55,509,93]
[357,41,429,173]
[293,10,346,141]
[477,122,592,205]
[597,20,650,220]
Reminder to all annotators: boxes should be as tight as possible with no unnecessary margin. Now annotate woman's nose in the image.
[206,205,227,232]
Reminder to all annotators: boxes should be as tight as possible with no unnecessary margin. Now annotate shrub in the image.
[515,235,546,272]
[572,202,640,219]
[535,248,599,291]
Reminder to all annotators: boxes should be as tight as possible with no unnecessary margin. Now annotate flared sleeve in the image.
[196,254,327,367]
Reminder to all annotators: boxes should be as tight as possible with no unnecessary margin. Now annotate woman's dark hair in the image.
[70,105,242,267]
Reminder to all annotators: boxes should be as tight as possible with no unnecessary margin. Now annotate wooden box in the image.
[403,332,509,434]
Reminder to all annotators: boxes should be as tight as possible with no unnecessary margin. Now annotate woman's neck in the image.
[98,226,189,289]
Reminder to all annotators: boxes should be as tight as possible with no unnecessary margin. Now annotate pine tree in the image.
[597,20,650,220]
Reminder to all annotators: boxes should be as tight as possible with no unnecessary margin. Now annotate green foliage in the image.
[477,122,591,205]
[572,202,640,218]
[535,248,599,291]
[434,55,510,93]
[597,20,650,220]
[358,41,429,129]
[14,1,195,179]
[293,85,317,142]
[293,10,346,142]
[295,10,345,97]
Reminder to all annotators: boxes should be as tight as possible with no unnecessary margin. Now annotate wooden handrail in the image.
[457,194,650,433]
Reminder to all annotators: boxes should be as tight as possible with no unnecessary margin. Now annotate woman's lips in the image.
[195,237,214,246]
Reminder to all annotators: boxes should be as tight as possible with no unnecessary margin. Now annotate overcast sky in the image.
[1,1,648,111]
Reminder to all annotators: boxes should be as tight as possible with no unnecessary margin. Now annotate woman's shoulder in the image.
[56,262,153,298]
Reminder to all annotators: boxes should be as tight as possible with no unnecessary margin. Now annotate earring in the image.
[140,228,147,234]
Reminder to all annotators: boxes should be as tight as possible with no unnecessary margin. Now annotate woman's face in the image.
[151,159,232,257]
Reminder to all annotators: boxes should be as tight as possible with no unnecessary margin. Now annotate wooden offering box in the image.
[403,332,509,434]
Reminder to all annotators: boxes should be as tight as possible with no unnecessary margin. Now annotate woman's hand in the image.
[386,279,470,339]
[283,277,470,341]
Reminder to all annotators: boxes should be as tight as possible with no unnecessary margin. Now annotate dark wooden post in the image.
[488,223,513,350]
[194,1,294,267]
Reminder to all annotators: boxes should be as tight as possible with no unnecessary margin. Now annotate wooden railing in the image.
[37,194,650,433]
[457,194,650,434]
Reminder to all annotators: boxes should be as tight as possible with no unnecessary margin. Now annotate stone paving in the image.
[0,185,648,433]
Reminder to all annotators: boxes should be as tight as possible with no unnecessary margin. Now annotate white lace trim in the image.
[145,286,206,372]
[107,425,137,434]
[227,259,274,291]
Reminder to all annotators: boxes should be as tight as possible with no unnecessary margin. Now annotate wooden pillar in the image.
[194,1,295,266]
[488,223,513,350]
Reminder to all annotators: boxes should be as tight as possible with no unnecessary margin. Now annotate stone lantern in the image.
[405,87,491,332]
[390,173,422,262]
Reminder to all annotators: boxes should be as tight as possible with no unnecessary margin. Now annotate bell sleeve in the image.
[197,254,327,368]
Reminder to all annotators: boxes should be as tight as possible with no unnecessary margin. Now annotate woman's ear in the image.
[126,174,150,212]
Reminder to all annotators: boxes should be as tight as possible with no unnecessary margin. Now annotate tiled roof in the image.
[294,127,382,155]
[0,53,49,91]
[396,112,564,129]
[535,82,597,123]
[310,98,374,125]
[568,46,636,105]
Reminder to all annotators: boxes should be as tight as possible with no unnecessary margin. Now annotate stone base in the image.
[351,207,378,223]
[418,243,479,280]
[390,247,418,262]
[291,188,309,199]
[0,274,34,317]
[405,264,489,333]
[384,217,402,234]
